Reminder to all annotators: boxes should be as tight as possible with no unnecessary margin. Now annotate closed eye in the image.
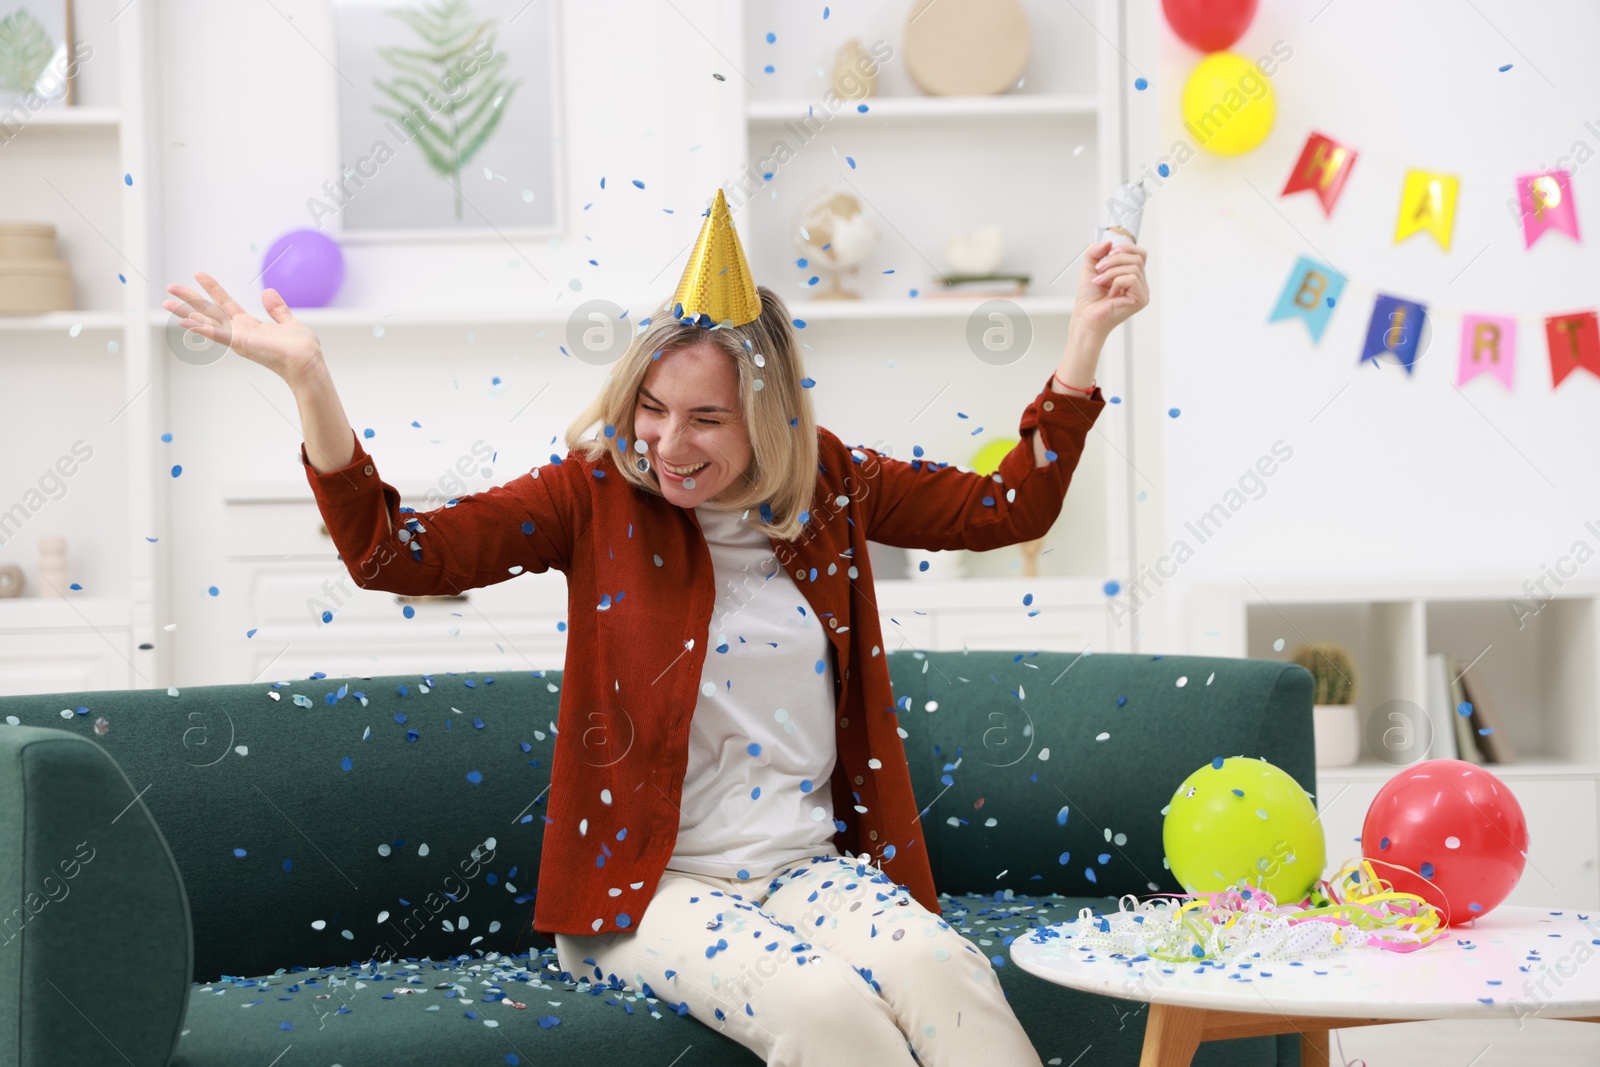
[641,404,718,425]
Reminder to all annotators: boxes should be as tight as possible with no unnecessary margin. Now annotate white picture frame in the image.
[325,0,565,243]
[0,0,75,112]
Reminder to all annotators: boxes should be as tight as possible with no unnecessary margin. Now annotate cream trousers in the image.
[554,851,1045,1066]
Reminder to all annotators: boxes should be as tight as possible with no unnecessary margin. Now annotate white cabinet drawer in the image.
[222,500,337,559]
[0,632,133,696]
[932,606,1108,653]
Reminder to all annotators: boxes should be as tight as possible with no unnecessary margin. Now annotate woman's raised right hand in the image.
[162,271,326,388]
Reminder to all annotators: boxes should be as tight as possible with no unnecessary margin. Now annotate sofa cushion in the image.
[166,892,1285,1067]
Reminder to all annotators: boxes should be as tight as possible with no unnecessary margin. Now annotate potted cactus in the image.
[1289,642,1362,766]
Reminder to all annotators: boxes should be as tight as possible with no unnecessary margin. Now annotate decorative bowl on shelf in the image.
[904,0,1031,97]
[792,189,878,301]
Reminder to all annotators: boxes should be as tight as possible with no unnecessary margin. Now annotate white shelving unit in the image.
[729,0,1135,593]
[0,0,164,696]
[1190,580,1600,908]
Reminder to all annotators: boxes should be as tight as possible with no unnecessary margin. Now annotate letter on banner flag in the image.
[1281,132,1358,216]
[1362,295,1427,374]
[1546,311,1600,389]
[1268,255,1345,342]
[1394,170,1459,250]
[1516,171,1581,249]
[1458,315,1515,389]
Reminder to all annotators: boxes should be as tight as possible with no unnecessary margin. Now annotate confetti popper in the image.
[1096,180,1147,246]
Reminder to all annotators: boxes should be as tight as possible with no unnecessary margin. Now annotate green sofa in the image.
[0,650,1312,1066]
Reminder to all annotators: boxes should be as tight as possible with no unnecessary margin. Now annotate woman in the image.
[163,192,1149,1066]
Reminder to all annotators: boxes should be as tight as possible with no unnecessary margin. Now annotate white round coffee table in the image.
[1011,904,1600,1067]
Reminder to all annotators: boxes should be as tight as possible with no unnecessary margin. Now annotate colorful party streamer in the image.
[1458,314,1516,389]
[1268,255,1346,342]
[1515,170,1581,249]
[1362,294,1429,374]
[1395,170,1460,251]
[1281,132,1358,216]
[1547,310,1600,389]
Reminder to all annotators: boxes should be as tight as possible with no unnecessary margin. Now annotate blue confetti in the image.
[1212,756,1226,770]
[1168,407,1181,418]
[1157,163,1170,177]
[766,31,776,42]
[402,605,415,619]
[747,742,762,757]
[233,847,247,858]
[466,770,483,784]
[1498,63,1512,72]
[170,464,183,477]
[160,432,172,443]
[846,156,856,169]
[632,179,645,189]
[1103,579,1121,596]
[340,756,353,772]
[1134,77,1148,90]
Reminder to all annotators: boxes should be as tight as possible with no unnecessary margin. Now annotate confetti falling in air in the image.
[1498,63,1513,72]
[171,464,183,477]
[1134,77,1149,90]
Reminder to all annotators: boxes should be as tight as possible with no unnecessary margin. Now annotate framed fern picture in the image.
[0,1,75,112]
[328,0,563,241]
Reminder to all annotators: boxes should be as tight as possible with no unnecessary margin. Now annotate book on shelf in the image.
[1427,652,1513,764]
[1446,659,1487,765]
[924,273,1030,299]
[1423,652,1461,761]
[1458,661,1515,764]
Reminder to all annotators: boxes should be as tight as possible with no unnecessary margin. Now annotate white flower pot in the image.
[1313,704,1363,766]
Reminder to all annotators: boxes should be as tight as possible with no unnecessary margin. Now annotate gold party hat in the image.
[671,188,762,327]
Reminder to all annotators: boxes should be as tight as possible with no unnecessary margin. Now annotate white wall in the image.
[1122,0,1600,650]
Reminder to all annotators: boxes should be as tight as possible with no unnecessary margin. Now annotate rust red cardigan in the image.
[301,374,1107,939]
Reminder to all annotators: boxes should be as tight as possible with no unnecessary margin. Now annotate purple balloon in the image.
[260,229,345,308]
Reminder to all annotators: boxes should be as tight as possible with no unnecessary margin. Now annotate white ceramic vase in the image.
[1313,704,1363,766]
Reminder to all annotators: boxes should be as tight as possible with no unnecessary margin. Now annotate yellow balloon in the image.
[1181,52,1275,156]
[971,438,1018,477]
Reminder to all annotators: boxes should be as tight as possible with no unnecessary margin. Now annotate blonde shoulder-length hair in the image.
[564,286,819,542]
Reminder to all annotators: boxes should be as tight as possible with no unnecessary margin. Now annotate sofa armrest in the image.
[0,725,192,1066]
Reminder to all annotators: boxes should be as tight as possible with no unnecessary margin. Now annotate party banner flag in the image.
[1516,170,1581,249]
[1268,255,1346,342]
[1281,132,1358,216]
[1458,315,1515,389]
[1395,170,1459,250]
[1361,294,1427,374]
[1546,310,1600,389]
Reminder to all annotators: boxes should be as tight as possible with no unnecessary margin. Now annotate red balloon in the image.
[1161,0,1259,52]
[1361,759,1528,926]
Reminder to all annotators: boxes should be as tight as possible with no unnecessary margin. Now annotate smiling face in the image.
[632,340,754,509]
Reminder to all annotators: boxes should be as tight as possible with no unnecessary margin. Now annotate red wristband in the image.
[1052,371,1096,395]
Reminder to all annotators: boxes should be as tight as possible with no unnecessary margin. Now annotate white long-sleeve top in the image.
[665,503,840,878]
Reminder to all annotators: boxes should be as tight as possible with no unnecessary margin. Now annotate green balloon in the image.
[1162,756,1326,902]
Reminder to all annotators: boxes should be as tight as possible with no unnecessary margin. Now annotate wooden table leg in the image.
[1299,1027,1330,1067]
[1139,1002,1205,1067]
